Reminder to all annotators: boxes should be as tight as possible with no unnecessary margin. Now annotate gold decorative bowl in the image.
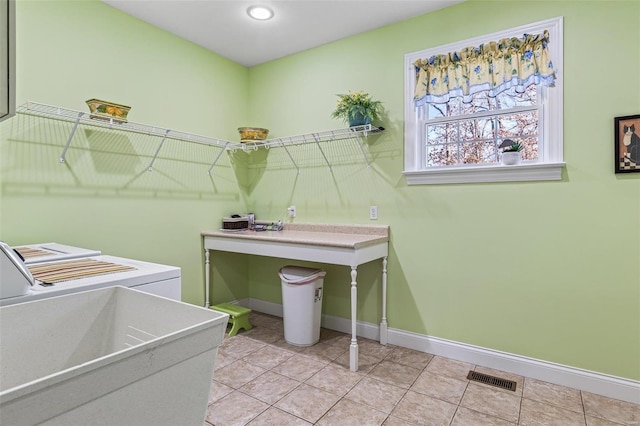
[238,127,269,143]
[86,99,131,123]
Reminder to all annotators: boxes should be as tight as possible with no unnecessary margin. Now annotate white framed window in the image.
[403,17,565,185]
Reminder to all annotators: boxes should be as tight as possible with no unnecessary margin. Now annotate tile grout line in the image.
[580,391,588,425]
[452,378,473,426]
[517,389,524,425]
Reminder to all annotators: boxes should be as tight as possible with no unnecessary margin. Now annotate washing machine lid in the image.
[13,243,102,264]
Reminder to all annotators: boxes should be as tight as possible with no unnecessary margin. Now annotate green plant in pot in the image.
[331,90,382,127]
[499,139,523,165]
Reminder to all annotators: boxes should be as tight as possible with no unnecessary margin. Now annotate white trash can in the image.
[279,265,326,346]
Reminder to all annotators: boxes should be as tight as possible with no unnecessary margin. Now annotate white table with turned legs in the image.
[202,223,389,372]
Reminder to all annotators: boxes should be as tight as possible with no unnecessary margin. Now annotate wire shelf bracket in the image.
[281,137,300,174]
[313,133,333,172]
[208,142,230,175]
[148,129,170,172]
[59,112,83,163]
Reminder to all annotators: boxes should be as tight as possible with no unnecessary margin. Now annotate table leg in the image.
[379,256,388,345]
[204,249,210,309]
[350,266,359,372]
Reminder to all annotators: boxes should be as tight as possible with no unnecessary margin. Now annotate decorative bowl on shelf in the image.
[238,127,269,143]
[85,99,131,123]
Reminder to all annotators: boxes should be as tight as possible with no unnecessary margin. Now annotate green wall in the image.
[0,0,251,304]
[246,0,640,381]
[1,0,638,381]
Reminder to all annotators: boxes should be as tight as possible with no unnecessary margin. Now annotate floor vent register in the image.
[467,370,517,391]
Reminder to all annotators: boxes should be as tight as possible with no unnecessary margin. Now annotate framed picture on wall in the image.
[614,114,640,173]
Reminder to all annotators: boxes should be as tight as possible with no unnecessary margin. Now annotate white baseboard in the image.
[389,328,640,405]
[241,297,382,340]
[242,297,280,316]
[237,298,640,405]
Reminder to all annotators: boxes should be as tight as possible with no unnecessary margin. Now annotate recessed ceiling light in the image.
[247,5,274,21]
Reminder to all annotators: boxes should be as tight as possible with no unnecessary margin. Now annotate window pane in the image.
[427,85,538,119]
[460,91,495,116]
[497,111,538,138]
[457,118,495,143]
[494,85,537,108]
[458,119,475,142]
[520,137,539,161]
[426,122,458,145]
[428,97,462,119]
[426,144,458,166]
[461,141,497,164]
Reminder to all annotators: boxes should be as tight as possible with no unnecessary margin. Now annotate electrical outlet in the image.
[369,205,378,220]
[287,205,296,218]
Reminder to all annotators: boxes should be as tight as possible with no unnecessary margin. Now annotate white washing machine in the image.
[0,242,181,306]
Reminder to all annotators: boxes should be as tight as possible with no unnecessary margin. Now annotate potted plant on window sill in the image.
[499,139,522,165]
[330,90,382,128]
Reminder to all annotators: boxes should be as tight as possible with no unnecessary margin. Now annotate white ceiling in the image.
[100,0,464,67]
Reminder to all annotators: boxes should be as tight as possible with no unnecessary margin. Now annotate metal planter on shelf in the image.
[85,98,131,123]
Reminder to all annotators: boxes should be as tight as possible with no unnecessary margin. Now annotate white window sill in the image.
[403,162,566,185]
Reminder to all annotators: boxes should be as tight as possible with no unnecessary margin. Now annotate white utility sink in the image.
[0,286,229,425]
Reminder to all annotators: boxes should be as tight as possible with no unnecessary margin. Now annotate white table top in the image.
[203,223,388,248]
[202,223,389,267]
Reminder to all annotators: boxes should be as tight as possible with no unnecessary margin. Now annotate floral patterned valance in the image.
[413,30,556,106]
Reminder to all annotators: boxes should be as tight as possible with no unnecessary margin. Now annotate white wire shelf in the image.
[15,101,384,174]
[17,101,232,145]
[235,124,384,150]
[232,124,384,172]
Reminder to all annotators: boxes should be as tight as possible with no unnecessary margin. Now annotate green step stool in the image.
[211,303,253,337]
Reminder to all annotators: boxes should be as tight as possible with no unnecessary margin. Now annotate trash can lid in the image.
[279,265,326,284]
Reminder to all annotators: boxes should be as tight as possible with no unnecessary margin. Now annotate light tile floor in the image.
[205,312,640,426]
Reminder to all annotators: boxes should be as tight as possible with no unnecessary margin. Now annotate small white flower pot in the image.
[501,151,521,166]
